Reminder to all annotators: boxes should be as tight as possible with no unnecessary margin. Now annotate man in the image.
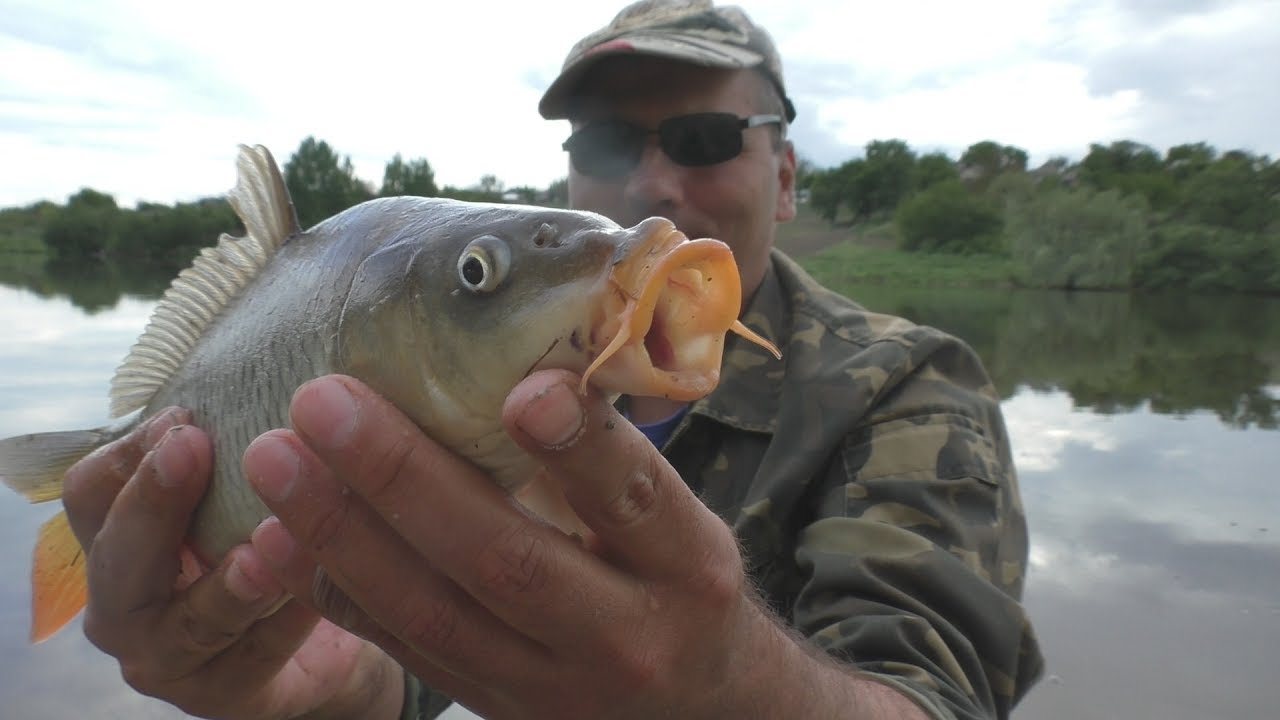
[61,1,1042,719]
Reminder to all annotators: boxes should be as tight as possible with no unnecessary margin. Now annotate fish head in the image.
[335,198,776,471]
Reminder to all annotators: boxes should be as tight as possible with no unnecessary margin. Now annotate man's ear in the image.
[775,140,797,222]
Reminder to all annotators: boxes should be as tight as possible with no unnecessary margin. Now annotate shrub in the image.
[895,180,1003,254]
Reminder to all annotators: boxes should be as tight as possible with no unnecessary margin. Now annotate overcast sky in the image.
[2,0,1278,209]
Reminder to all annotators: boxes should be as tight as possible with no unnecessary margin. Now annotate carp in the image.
[0,144,779,642]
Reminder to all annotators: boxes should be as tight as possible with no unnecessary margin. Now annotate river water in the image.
[0,268,1277,719]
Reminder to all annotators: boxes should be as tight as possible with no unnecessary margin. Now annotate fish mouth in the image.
[580,219,780,401]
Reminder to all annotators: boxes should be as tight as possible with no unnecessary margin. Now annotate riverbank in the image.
[775,205,1016,288]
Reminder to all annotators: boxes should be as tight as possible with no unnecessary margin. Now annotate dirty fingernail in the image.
[151,427,192,488]
[144,407,187,448]
[517,382,585,449]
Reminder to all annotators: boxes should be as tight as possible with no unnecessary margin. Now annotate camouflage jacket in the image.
[406,250,1043,719]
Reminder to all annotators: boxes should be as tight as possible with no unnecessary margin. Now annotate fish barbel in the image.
[0,144,780,642]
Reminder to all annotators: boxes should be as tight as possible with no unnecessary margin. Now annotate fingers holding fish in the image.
[61,406,192,551]
[266,375,636,649]
[105,551,296,706]
[250,371,770,716]
[504,369,745,587]
[83,422,212,636]
[68,416,329,717]
[243,425,555,695]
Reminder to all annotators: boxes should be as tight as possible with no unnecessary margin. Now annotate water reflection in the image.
[841,283,1280,428]
[1004,392,1279,720]
[0,254,174,314]
[0,272,1277,719]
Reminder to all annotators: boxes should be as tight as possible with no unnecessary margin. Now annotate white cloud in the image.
[1002,389,1121,473]
[1,0,1277,209]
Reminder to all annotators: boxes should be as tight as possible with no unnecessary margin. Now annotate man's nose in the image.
[622,141,684,214]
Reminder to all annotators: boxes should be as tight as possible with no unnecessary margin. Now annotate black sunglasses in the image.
[562,112,783,179]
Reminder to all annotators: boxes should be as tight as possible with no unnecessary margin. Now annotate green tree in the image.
[1164,142,1217,182]
[1135,224,1280,294]
[42,189,121,261]
[380,154,438,197]
[807,166,847,222]
[1179,152,1277,232]
[959,141,1028,190]
[283,137,373,228]
[856,139,916,219]
[1004,186,1149,289]
[111,198,239,270]
[895,180,1003,254]
[914,152,959,192]
[1079,140,1177,209]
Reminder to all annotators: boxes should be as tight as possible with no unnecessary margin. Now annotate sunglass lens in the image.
[565,122,643,179]
[660,113,742,166]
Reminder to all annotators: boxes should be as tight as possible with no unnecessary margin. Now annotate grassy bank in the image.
[799,242,1016,289]
[776,204,1016,288]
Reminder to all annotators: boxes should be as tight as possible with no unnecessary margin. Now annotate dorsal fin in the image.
[108,145,301,418]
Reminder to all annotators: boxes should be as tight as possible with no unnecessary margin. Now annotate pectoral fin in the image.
[31,510,88,643]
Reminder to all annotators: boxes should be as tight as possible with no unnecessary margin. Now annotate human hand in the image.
[61,408,400,720]
[242,372,805,719]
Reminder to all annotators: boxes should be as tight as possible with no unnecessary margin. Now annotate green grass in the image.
[798,241,1016,289]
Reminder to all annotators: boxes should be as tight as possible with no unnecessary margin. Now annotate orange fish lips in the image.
[580,220,780,401]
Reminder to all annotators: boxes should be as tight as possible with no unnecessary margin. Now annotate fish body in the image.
[0,145,779,641]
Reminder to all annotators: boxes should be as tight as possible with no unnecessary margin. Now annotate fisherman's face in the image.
[565,57,796,304]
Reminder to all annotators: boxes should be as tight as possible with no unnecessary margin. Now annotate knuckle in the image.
[119,660,158,694]
[476,521,551,598]
[598,626,664,693]
[360,429,420,502]
[686,548,745,612]
[395,595,460,652]
[176,596,239,654]
[81,606,115,653]
[599,455,662,528]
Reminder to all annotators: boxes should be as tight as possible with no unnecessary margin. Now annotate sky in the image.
[2,0,1278,209]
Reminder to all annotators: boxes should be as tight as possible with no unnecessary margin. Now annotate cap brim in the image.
[538,33,765,120]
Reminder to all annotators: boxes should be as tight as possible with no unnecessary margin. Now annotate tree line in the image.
[0,136,570,273]
[4,134,1278,295]
[801,139,1280,294]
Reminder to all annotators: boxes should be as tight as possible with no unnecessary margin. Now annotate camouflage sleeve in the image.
[791,329,1042,720]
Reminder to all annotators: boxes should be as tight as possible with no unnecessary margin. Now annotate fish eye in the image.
[457,236,510,293]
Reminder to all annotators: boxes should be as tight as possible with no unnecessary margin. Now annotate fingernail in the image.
[144,407,187,448]
[517,381,585,449]
[252,517,299,569]
[225,557,264,603]
[245,434,300,503]
[299,377,357,449]
[151,427,190,488]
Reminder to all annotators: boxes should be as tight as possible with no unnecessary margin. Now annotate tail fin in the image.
[1,423,133,642]
[31,511,88,642]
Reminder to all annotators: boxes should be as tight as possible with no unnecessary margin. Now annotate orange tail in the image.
[31,510,88,643]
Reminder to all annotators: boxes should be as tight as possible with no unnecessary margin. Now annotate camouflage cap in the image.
[539,0,796,122]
